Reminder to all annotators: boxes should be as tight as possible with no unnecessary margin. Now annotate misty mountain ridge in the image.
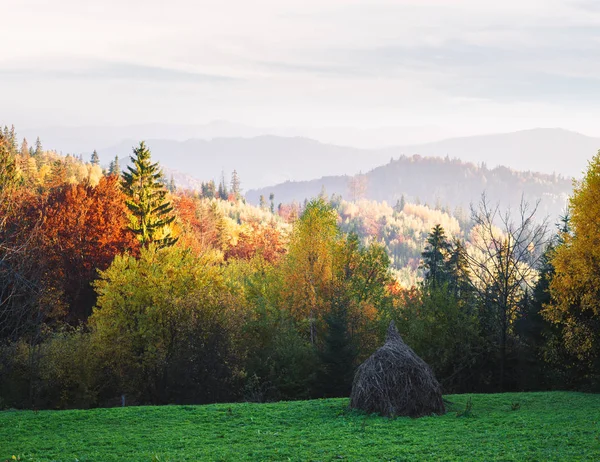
[247,154,573,223]
[95,128,599,194]
[19,120,451,154]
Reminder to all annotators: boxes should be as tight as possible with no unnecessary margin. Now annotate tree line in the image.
[0,126,598,410]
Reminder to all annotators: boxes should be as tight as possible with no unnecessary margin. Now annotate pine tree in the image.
[0,133,18,192]
[34,137,43,156]
[122,141,177,248]
[421,224,452,287]
[20,138,29,158]
[201,180,216,199]
[230,169,241,200]
[8,125,17,154]
[108,155,121,177]
[91,150,100,166]
[446,239,471,297]
[317,291,357,397]
[217,171,228,199]
[269,193,275,214]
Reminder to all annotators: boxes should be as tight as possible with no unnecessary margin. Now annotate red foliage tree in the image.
[31,176,138,322]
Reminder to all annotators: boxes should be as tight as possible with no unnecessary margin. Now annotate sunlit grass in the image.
[1,391,599,461]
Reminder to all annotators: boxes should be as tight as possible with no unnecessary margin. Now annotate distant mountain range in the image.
[383,128,599,179]
[21,125,597,220]
[100,136,388,190]
[21,125,600,187]
[19,120,450,153]
[96,128,599,195]
[247,156,574,223]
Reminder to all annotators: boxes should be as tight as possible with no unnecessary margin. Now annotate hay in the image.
[349,321,445,418]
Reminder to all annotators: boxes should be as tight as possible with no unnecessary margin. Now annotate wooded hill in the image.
[248,155,573,223]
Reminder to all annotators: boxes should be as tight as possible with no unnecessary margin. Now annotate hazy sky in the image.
[3,0,600,135]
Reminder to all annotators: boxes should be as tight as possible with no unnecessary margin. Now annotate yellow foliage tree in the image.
[544,151,600,375]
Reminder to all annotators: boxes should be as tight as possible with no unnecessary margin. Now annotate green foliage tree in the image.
[421,224,452,287]
[393,284,483,393]
[121,142,177,248]
[284,198,340,344]
[269,193,275,214]
[108,155,120,177]
[218,171,228,199]
[91,150,100,166]
[317,290,357,397]
[91,246,242,404]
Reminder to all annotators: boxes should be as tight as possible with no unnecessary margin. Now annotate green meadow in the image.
[1,391,599,461]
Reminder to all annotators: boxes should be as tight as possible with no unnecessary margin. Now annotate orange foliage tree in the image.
[225,219,287,264]
[31,176,138,322]
[172,194,224,253]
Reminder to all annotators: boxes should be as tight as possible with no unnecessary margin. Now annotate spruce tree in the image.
[168,175,176,193]
[0,133,18,192]
[421,224,452,287]
[317,291,357,397]
[91,150,100,166]
[108,155,121,177]
[34,137,43,156]
[269,193,275,214]
[122,141,177,248]
[230,169,241,200]
[217,171,228,199]
[20,138,29,158]
[201,180,216,199]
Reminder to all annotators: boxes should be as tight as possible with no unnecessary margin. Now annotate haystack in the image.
[349,321,445,417]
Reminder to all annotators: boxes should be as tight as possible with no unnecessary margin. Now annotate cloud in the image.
[0,61,238,84]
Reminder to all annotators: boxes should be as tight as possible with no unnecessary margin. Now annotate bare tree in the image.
[464,193,549,390]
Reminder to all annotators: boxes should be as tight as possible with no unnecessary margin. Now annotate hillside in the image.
[248,155,573,222]
[1,392,598,461]
[386,128,600,179]
[99,136,387,190]
[95,128,598,192]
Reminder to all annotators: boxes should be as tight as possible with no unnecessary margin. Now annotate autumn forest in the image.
[0,124,598,411]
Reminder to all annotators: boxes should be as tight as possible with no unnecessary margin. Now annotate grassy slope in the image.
[1,392,599,461]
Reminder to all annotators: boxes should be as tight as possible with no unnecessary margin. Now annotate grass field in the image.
[1,391,599,461]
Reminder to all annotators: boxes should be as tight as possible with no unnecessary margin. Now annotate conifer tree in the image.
[218,171,228,199]
[91,150,100,166]
[269,193,275,214]
[421,224,452,287]
[122,141,177,248]
[108,155,120,177]
[20,138,29,158]
[0,134,18,192]
[201,180,216,199]
[230,169,241,200]
[34,137,43,156]
[317,291,357,397]
[168,175,176,193]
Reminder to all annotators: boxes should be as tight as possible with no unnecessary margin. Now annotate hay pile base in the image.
[349,321,445,418]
